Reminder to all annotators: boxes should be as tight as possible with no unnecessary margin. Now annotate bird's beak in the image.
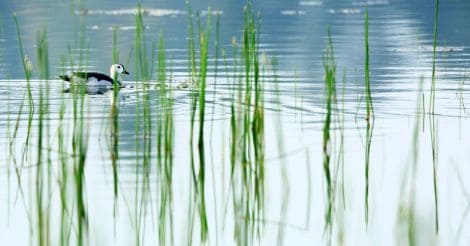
[124,70,130,75]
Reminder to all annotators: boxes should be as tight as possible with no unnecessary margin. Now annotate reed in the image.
[155,32,175,245]
[228,3,265,244]
[186,3,212,242]
[12,15,37,243]
[34,26,51,246]
[133,6,143,245]
[322,29,336,242]
[338,70,346,210]
[196,10,211,242]
[2,21,13,224]
[14,14,34,199]
[57,56,72,246]
[110,27,120,206]
[67,16,91,246]
[363,10,375,226]
[428,0,440,233]
[133,5,154,245]
[186,4,197,244]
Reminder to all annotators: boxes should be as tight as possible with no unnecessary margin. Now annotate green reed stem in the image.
[111,27,120,206]
[322,29,336,242]
[428,0,440,233]
[364,10,375,227]
[35,26,50,246]
[14,13,35,186]
[196,10,211,242]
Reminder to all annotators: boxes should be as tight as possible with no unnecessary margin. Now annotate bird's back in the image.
[60,71,118,86]
[73,72,114,82]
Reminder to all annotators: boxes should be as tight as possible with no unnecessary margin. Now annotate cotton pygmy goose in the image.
[60,64,130,87]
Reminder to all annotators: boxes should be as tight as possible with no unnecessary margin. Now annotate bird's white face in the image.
[110,64,129,79]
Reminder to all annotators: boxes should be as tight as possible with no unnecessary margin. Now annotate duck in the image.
[60,64,130,88]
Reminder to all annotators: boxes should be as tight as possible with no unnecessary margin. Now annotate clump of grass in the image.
[186,3,212,242]
[155,32,175,245]
[228,2,265,244]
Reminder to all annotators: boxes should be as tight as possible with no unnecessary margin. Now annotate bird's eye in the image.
[117,65,122,69]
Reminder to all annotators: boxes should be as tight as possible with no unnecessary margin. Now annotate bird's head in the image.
[110,64,130,81]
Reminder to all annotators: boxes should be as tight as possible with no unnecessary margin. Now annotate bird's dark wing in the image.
[73,72,114,82]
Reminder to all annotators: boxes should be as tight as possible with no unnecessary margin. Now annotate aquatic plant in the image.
[228,3,266,244]
[363,10,375,226]
[322,29,336,241]
[428,0,440,233]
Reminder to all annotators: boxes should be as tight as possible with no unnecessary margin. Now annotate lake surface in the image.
[1,0,470,245]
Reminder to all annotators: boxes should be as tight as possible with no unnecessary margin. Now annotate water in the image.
[1,0,470,245]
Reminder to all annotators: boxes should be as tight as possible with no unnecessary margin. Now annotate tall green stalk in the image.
[110,27,120,206]
[155,32,175,245]
[197,10,211,242]
[35,27,51,246]
[428,0,440,233]
[229,3,265,244]
[14,14,34,192]
[70,17,90,246]
[364,10,375,226]
[133,5,153,245]
[322,29,336,242]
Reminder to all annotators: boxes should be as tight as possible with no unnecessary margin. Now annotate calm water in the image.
[1,0,470,245]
